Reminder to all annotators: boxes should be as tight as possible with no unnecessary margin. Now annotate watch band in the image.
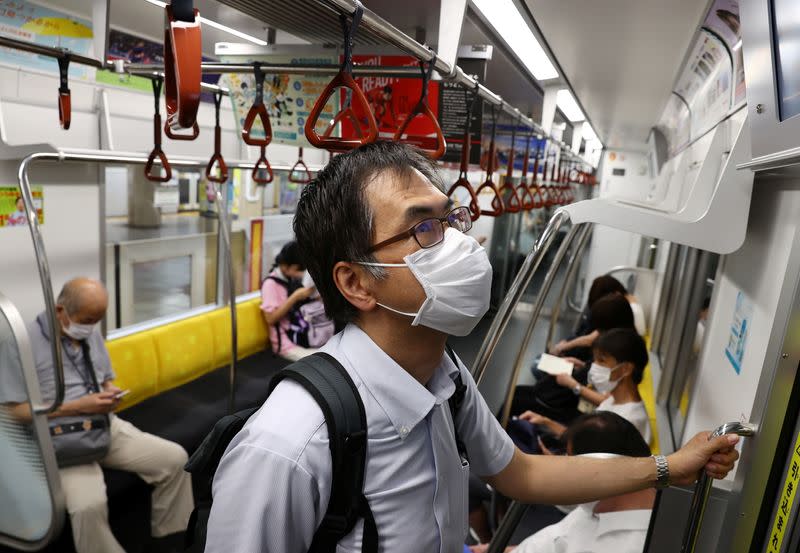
[653,454,670,489]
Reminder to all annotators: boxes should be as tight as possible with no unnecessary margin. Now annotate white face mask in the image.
[358,228,492,336]
[588,362,622,394]
[63,314,95,341]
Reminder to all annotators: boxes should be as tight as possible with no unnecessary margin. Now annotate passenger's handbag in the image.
[49,340,111,467]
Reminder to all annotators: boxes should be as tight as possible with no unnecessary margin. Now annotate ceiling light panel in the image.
[471,0,559,81]
[556,89,585,122]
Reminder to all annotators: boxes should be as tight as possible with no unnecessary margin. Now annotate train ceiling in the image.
[524,0,709,151]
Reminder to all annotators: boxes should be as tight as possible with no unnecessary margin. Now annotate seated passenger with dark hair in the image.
[520,327,653,446]
[260,241,318,361]
[510,292,636,426]
[551,275,647,358]
[471,411,655,553]
[2,277,193,553]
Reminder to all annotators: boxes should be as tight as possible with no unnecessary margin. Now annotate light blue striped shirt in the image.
[206,324,514,553]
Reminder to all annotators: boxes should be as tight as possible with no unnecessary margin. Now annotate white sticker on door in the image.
[725,291,753,374]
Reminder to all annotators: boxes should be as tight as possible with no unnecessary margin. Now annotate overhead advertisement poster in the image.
[220,52,339,146]
[703,0,746,106]
[100,29,220,101]
[674,31,732,141]
[0,186,43,228]
[0,0,92,79]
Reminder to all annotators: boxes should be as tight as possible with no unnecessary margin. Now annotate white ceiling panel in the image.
[524,0,709,150]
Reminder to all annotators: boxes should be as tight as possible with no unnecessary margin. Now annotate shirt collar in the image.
[595,509,652,536]
[339,324,459,439]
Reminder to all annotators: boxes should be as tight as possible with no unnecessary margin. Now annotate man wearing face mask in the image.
[8,278,194,553]
[206,142,740,553]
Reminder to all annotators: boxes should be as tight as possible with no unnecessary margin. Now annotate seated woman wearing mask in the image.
[519,327,652,447]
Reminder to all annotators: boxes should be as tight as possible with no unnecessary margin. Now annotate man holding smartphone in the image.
[4,277,193,553]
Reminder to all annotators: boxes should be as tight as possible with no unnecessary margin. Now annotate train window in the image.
[770,0,800,121]
[132,256,193,324]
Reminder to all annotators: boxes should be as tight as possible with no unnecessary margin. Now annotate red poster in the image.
[340,55,440,146]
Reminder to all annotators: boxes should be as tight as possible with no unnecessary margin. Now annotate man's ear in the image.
[333,261,378,314]
[617,361,635,380]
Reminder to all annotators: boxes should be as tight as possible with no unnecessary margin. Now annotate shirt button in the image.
[400,426,409,436]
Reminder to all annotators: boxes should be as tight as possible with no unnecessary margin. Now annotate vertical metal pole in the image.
[17,154,65,414]
[681,422,756,552]
[545,224,592,351]
[213,183,238,415]
[499,224,582,427]
[472,210,571,384]
[487,501,529,553]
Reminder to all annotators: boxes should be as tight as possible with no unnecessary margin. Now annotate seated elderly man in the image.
[471,411,655,553]
[4,277,193,553]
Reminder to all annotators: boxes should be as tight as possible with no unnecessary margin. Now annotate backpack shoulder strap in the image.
[184,407,259,551]
[445,345,469,464]
[268,353,378,553]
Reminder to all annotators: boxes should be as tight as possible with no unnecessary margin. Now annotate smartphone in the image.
[113,389,130,399]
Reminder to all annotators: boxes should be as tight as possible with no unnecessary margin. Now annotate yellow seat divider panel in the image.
[108,298,269,411]
[639,335,660,454]
[105,332,159,410]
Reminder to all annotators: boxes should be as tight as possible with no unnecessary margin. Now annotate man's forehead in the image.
[366,166,444,205]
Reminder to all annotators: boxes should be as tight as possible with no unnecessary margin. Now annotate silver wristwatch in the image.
[653,455,670,489]
[572,384,582,396]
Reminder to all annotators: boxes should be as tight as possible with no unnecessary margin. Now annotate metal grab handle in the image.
[17,154,65,415]
[499,222,583,427]
[681,421,756,553]
[545,224,593,351]
[209,182,239,415]
[472,209,571,383]
[487,501,529,553]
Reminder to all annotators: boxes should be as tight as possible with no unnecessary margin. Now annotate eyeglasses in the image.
[368,205,472,253]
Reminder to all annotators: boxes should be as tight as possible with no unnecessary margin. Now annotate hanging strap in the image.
[392,54,446,158]
[57,54,71,130]
[170,0,196,23]
[242,63,274,147]
[206,90,228,184]
[145,77,172,183]
[304,1,378,151]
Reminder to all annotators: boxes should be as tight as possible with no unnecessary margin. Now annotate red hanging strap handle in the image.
[145,77,172,183]
[242,63,273,146]
[393,55,446,159]
[322,88,363,139]
[446,86,480,221]
[57,54,71,130]
[164,2,202,131]
[252,145,274,185]
[498,118,521,213]
[475,103,505,217]
[289,147,313,184]
[518,128,535,211]
[304,2,378,152]
[205,90,228,184]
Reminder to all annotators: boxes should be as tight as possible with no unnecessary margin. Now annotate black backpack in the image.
[184,349,467,553]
